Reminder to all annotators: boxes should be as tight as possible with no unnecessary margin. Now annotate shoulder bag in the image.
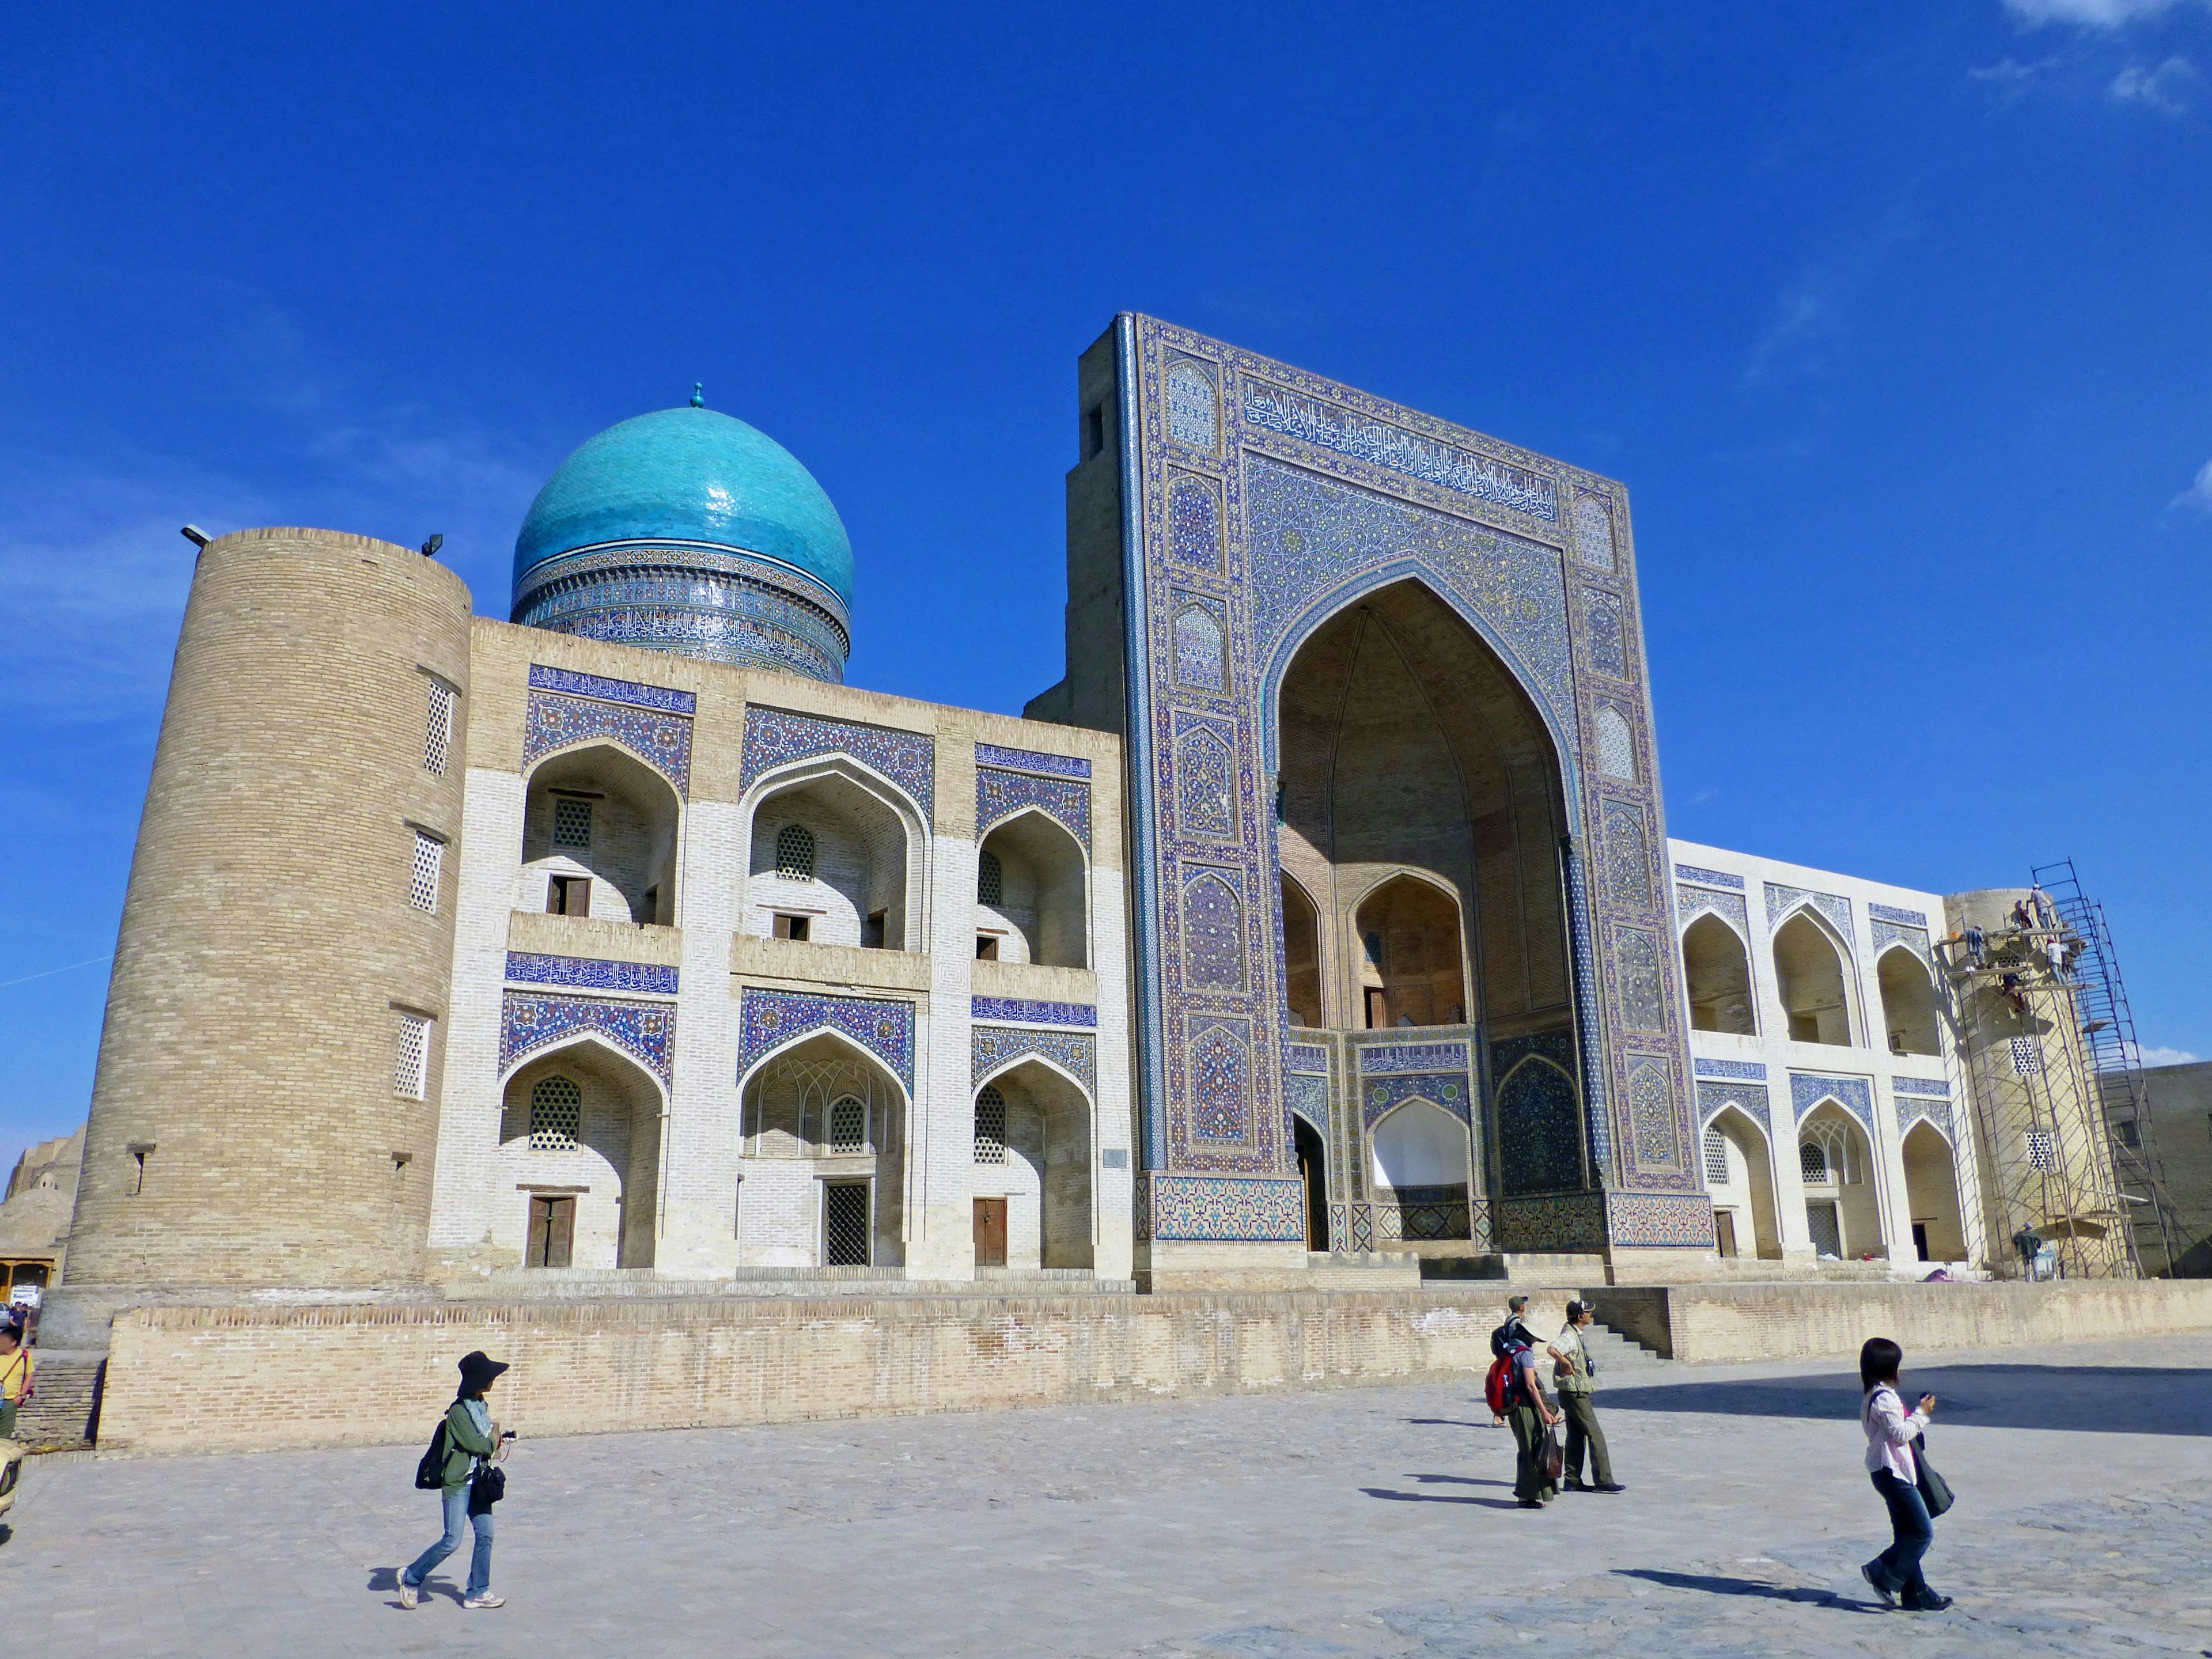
[1912,1431,1954,1518]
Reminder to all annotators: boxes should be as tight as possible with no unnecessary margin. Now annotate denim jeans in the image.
[1869,1469,1933,1601]
[403,1481,493,1599]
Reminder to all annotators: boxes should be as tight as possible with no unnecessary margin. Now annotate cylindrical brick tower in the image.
[54,529,472,1328]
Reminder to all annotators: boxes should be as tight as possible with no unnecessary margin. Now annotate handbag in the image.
[1912,1433,1953,1518]
[1539,1421,1565,1483]
[467,1461,506,1516]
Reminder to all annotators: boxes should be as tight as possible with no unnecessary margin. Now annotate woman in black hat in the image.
[398,1350,509,1609]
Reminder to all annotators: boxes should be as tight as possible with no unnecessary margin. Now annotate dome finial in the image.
[691,381,705,409]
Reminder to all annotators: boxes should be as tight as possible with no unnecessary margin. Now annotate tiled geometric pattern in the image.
[1143,1173,1306,1242]
[1495,1055,1584,1196]
[1872,918,1932,966]
[1595,705,1637,781]
[505,952,679,996]
[1283,1071,1329,1128]
[1173,724,1237,840]
[976,767,1091,849]
[737,987,914,1093]
[969,996,1097,1028]
[522,690,693,797]
[516,551,850,682]
[1765,883,1853,940]
[1168,474,1224,570]
[1497,1191,1609,1252]
[1181,871,1245,990]
[972,1025,1098,1096]
[1585,589,1627,677]
[974,743,1090,779]
[1696,1079,1772,1141]
[1627,1058,1681,1168]
[1358,1041,1471,1075]
[1286,1043,1331,1074]
[1895,1093,1956,1141]
[1615,928,1665,1031]
[1164,358,1219,449]
[1693,1057,1768,1080]
[1573,493,1616,571]
[1869,902,1929,927]
[527,663,697,714]
[1789,1071,1876,1139]
[1676,864,1746,891]
[500,991,675,1089]
[1361,1073,1474,1130]
[1892,1075,1950,1097]
[1243,380,1559,522]
[740,706,934,815]
[1374,1184,1476,1243]
[1190,1018,1251,1141]
[1173,596,1229,691]
[1608,1190,1716,1248]
[1603,800,1652,906]
[1676,884,1749,933]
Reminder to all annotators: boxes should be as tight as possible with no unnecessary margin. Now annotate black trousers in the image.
[1559,1391,1613,1486]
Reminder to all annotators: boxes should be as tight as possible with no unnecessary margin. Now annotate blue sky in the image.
[3,2,2208,1157]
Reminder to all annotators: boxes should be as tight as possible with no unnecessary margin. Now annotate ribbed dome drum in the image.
[512,402,854,680]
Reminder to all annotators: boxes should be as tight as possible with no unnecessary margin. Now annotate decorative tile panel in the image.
[1189,1016,1251,1141]
[1585,589,1627,677]
[1789,1071,1877,1139]
[1243,380,1559,521]
[1172,724,1237,840]
[1164,358,1220,451]
[1892,1075,1950,1097]
[500,991,674,1089]
[1765,884,1853,940]
[527,664,696,715]
[1895,1093,1956,1141]
[1286,1043,1331,1074]
[1362,1072,1474,1130]
[1675,865,1745,891]
[1603,800,1653,906]
[1495,1051,1584,1196]
[1172,594,1229,691]
[1284,1070,1330,1128]
[1615,928,1665,1031]
[969,996,1096,1028]
[1573,494,1616,571]
[523,691,692,797]
[1181,870,1245,991]
[1676,884,1749,933]
[1144,1173,1306,1242]
[974,743,1090,779]
[1358,1041,1472,1075]
[1168,472,1224,570]
[1497,1191,1609,1252]
[737,987,915,1093]
[1872,918,1932,966]
[1607,1191,1715,1248]
[1869,902,1929,927]
[741,706,934,816]
[972,1024,1097,1095]
[1627,1057,1683,1170]
[1694,1058,1768,1080]
[1595,706,1637,782]
[504,952,677,996]
[976,767,1090,849]
[1696,1080,1772,1141]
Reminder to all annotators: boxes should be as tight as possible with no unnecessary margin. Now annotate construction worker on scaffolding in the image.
[2012,1224,2044,1281]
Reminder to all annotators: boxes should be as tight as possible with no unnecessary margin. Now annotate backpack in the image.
[1484,1344,1525,1415]
[414,1418,449,1490]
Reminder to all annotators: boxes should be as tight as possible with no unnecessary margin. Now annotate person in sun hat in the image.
[398,1350,509,1610]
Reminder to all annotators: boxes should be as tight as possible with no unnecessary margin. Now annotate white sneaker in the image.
[396,1579,419,1611]
[463,1594,505,1610]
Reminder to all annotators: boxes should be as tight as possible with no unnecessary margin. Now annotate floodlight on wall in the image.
[421,533,444,558]
[180,525,210,548]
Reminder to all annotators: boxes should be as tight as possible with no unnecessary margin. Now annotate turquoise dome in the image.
[513,405,853,607]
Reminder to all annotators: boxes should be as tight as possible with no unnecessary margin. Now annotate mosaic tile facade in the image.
[737,987,915,1094]
[504,952,679,996]
[1495,1055,1584,1196]
[1286,1043,1331,1074]
[499,991,675,1089]
[974,743,1090,779]
[1695,1079,1773,1141]
[1627,1057,1683,1170]
[1676,884,1749,933]
[1594,705,1637,782]
[1615,928,1665,1030]
[1181,870,1245,991]
[1766,883,1854,940]
[1141,1174,1306,1242]
[1189,1017,1251,1141]
[1693,1058,1768,1080]
[1872,918,1932,966]
[1119,317,1699,1244]
[1359,1041,1471,1075]
[1607,1190,1717,1248]
[1789,1071,1877,1139]
[1892,1075,1950,1097]
[1361,1072,1475,1130]
[1283,1070,1329,1128]
[514,550,851,682]
[1895,1093,1957,1141]
[1172,596,1229,691]
[969,996,1097,1029]
[522,689,694,797]
[972,1024,1098,1096]
[1868,902,1929,927]
[1374,1184,1480,1244]
[740,706,934,815]
[1497,1191,1609,1253]
[525,664,697,714]
[1675,864,1745,891]
[976,766,1091,849]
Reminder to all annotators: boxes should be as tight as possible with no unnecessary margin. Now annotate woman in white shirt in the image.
[1858,1336,1950,1612]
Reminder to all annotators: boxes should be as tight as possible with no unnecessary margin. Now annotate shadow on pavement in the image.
[1595,1364,2212,1437]
[1613,1569,1884,1612]
[1363,1484,1524,1510]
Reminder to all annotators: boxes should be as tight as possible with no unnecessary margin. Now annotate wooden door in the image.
[1364,988,1389,1030]
[527,1195,575,1268]
[1714,1210,1738,1259]
[973,1198,1008,1267]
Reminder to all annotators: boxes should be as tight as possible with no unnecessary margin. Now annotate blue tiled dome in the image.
[514,406,853,607]
[510,402,855,681]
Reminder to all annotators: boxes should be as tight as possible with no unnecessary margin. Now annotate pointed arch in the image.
[1699,1100,1780,1260]
[521,741,684,926]
[743,753,930,953]
[978,806,1090,968]
[1876,941,1941,1056]
[1772,908,1858,1047]
[1496,1054,1584,1196]
[1681,911,1756,1035]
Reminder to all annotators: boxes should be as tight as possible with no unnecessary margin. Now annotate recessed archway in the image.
[1291,1113,1329,1248]
[1369,1098,1474,1241]
[1700,1106,1779,1259]
[745,762,922,952]
[1281,873,1323,1028]
[1902,1120,1965,1263]
[977,810,1088,968]
[1878,947,1941,1057]
[1773,912,1855,1047]
[737,1030,910,1268]
[495,1037,665,1269]
[1682,914,1756,1036]
[1352,873,1468,1029]
[521,743,683,925]
[971,1058,1094,1268]
[1797,1102,1883,1259]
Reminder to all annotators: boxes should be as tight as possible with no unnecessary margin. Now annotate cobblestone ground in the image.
[3,1335,2209,1657]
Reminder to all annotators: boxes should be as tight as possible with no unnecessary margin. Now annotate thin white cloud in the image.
[2138,1045,2202,1066]
[2172,456,2212,512]
[2110,55,2202,108]
[2007,0,2205,25]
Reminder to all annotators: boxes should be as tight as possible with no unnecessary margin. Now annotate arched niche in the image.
[971,1057,1094,1268]
[1352,873,1468,1029]
[1773,911,1856,1047]
[1797,1101,1882,1259]
[745,760,924,952]
[1272,578,1570,1041]
[977,809,1088,968]
[1902,1120,1966,1263]
[1700,1105,1780,1259]
[495,1037,665,1269]
[1280,872,1323,1028]
[521,743,683,925]
[1369,1097,1474,1241]
[1291,1113,1329,1248]
[1681,914,1756,1036]
[737,1030,910,1268]
[1877,946,1941,1057]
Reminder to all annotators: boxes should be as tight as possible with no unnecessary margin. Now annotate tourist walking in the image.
[399,1350,510,1610]
[1488,1294,1540,1427]
[1858,1336,1952,1612]
[0,1319,32,1441]
[1502,1324,1561,1508]
[1549,1301,1623,1493]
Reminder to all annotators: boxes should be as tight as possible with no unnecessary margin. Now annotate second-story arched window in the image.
[775,823,817,880]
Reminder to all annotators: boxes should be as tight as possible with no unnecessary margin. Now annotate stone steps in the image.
[10,1355,103,1452]
[1580,1320,1671,1373]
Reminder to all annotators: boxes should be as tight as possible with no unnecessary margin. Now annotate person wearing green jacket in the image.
[398,1351,508,1609]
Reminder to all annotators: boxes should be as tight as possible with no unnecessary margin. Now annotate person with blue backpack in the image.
[397,1350,510,1610]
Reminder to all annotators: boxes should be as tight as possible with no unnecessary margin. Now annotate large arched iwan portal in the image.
[1273,578,1588,1202]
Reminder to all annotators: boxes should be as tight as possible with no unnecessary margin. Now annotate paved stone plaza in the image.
[5,1334,2209,1657]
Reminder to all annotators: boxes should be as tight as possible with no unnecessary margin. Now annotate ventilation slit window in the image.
[828,1096,866,1154]
[2027,1130,2058,1172]
[408,831,444,913]
[529,1075,582,1151]
[975,1084,1007,1165]
[1702,1130,1730,1185]
[775,824,816,880]
[978,850,1004,907]
[553,798,593,849]
[423,680,456,776]
[394,1013,431,1100]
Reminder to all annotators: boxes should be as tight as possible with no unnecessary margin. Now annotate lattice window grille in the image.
[828,1095,868,1154]
[394,1013,430,1100]
[2026,1130,2058,1172]
[2008,1036,2044,1077]
[1703,1130,1730,1185]
[529,1075,582,1151]
[978,850,1003,907]
[1798,1141,1829,1184]
[423,679,456,776]
[408,831,444,912]
[775,823,816,880]
[975,1084,1007,1165]
[553,797,593,849]
[823,1181,871,1267]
